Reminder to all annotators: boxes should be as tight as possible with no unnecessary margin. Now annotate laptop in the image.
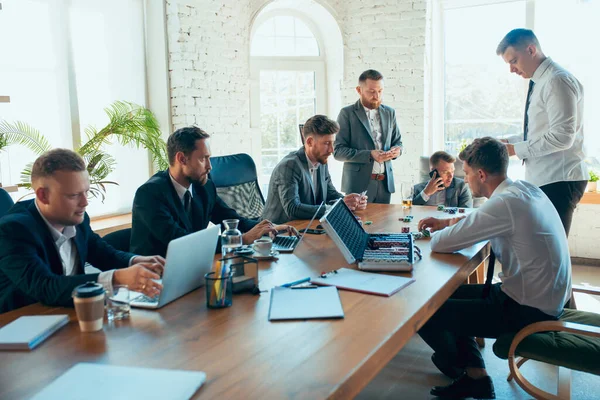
[272,201,324,253]
[130,225,220,309]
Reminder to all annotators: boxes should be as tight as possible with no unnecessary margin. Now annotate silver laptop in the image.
[130,225,220,309]
[272,201,325,253]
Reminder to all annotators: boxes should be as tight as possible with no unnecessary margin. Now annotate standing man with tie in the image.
[497,28,588,236]
[334,69,403,204]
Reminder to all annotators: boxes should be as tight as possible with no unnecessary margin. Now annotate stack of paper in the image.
[311,268,415,297]
[268,286,344,321]
[0,315,69,350]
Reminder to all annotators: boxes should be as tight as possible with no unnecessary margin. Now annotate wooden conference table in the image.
[0,205,489,399]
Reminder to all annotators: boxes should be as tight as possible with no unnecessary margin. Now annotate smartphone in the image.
[300,228,326,235]
[429,169,445,188]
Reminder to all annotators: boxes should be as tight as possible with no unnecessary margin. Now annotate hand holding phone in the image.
[424,170,445,196]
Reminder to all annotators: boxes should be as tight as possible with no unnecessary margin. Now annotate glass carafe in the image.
[221,219,243,258]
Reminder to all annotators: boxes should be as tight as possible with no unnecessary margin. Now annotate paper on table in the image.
[268,286,344,321]
[311,268,414,297]
[31,363,206,400]
[0,315,69,350]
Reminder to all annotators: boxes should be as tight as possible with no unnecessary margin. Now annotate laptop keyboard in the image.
[133,294,159,303]
[272,235,298,251]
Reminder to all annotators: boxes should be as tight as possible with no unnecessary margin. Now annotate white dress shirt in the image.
[430,178,571,316]
[305,151,320,198]
[169,172,193,204]
[508,58,588,187]
[364,105,385,174]
[35,201,115,291]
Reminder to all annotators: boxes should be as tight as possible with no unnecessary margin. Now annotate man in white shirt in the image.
[0,149,165,313]
[497,28,588,236]
[334,69,403,204]
[417,137,571,399]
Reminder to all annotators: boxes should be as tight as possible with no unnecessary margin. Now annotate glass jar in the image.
[221,219,243,258]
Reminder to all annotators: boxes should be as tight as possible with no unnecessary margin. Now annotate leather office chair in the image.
[0,187,15,218]
[102,228,132,252]
[419,156,485,208]
[493,285,600,400]
[209,153,265,220]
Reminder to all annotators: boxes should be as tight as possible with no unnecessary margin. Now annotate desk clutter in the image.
[319,199,423,272]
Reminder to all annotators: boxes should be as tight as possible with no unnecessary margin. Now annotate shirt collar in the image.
[34,200,76,243]
[169,171,193,201]
[363,104,379,116]
[490,178,513,199]
[305,150,319,172]
[531,57,553,84]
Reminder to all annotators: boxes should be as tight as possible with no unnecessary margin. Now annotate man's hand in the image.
[423,171,445,197]
[499,139,509,144]
[386,146,402,160]
[505,143,516,157]
[132,255,166,271]
[418,216,465,233]
[343,193,361,211]
[113,263,163,297]
[242,220,278,244]
[274,224,300,237]
[356,193,368,210]
[371,150,387,163]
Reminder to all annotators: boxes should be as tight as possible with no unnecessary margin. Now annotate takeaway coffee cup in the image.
[73,282,106,332]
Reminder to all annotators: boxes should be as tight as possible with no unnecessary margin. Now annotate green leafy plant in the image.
[590,170,599,183]
[458,138,471,153]
[2,101,168,201]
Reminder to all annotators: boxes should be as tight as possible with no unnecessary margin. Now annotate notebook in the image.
[310,268,415,297]
[0,315,69,350]
[31,363,207,400]
[268,286,344,321]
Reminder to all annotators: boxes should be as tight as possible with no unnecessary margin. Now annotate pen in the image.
[280,277,311,287]
[291,285,318,289]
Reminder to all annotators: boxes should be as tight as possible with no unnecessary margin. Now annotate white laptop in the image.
[130,225,220,309]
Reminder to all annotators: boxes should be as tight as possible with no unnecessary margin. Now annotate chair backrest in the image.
[0,188,15,218]
[419,156,485,208]
[102,228,132,252]
[209,153,265,220]
[299,124,305,145]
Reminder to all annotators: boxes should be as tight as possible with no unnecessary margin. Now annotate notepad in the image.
[0,315,69,350]
[31,363,207,400]
[268,286,344,321]
[311,268,415,297]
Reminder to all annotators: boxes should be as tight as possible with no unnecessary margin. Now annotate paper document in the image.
[0,315,69,350]
[268,286,344,321]
[311,268,415,297]
[31,363,206,400]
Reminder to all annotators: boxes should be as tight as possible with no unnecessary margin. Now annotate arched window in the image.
[251,16,320,57]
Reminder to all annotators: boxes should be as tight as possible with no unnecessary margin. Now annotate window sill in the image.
[90,213,132,237]
[580,191,600,205]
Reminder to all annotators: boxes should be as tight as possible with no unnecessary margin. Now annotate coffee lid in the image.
[74,281,105,298]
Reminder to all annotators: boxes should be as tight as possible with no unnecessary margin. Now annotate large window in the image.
[437,0,600,178]
[0,0,151,216]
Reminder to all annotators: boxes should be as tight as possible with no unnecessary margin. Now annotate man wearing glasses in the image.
[413,151,473,208]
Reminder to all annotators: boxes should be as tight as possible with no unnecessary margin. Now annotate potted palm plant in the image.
[588,170,598,193]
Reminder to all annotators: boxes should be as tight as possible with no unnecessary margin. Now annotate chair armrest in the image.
[573,284,600,296]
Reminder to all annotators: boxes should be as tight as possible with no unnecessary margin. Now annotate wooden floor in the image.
[358,264,600,400]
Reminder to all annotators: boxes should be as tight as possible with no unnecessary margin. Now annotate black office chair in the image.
[102,228,132,252]
[0,188,15,218]
[209,153,265,220]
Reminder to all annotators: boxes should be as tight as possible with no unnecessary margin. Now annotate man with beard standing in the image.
[334,69,403,204]
[262,115,366,225]
[131,126,295,257]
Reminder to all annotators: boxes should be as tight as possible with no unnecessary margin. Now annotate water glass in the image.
[106,285,130,321]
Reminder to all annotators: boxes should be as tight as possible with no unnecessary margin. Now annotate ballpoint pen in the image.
[280,277,311,287]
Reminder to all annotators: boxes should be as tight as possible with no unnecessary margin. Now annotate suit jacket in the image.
[131,170,258,257]
[262,148,343,224]
[0,200,133,313]
[412,178,473,208]
[334,100,403,194]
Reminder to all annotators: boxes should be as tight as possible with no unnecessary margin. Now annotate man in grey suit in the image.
[334,69,403,204]
[263,115,367,225]
[413,151,473,208]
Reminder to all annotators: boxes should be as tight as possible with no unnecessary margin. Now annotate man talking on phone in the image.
[413,151,473,208]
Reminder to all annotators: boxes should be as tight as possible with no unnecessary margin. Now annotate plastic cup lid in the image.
[74,281,105,298]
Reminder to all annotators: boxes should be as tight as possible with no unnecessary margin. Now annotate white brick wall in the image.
[569,203,600,259]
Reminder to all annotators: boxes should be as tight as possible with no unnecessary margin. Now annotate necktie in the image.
[183,190,192,221]
[523,80,535,141]
[482,249,496,298]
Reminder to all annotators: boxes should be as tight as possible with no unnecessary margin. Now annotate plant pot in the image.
[587,181,597,193]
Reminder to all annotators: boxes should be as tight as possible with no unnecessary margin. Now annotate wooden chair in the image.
[493,285,600,400]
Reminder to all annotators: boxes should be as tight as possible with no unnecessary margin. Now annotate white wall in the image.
[569,204,600,260]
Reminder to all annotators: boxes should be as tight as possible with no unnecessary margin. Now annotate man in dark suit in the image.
[413,151,473,208]
[0,149,164,313]
[262,115,366,225]
[334,69,403,204]
[131,126,295,257]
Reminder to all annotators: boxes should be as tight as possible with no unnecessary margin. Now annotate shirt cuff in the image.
[129,256,137,266]
[325,204,332,212]
[513,141,530,159]
[98,270,115,294]
[420,191,430,202]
